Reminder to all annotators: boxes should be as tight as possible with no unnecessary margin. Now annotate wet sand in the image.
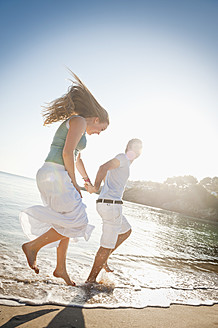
[0,304,217,327]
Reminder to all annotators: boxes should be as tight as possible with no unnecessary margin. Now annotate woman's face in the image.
[86,118,108,135]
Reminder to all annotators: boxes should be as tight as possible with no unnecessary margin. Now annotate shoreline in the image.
[0,304,217,327]
[123,198,218,225]
[123,199,218,225]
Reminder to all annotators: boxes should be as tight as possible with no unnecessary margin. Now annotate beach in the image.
[0,304,217,327]
[1,172,217,327]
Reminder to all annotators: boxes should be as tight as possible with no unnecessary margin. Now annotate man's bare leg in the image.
[86,247,112,283]
[103,229,132,272]
[87,229,132,282]
[22,228,66,274]
[53,238,76,286]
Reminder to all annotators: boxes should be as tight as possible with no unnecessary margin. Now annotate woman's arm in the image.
[63,116,86,196]
[76,153,92,185]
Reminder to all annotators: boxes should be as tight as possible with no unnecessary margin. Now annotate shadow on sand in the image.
[46,283,114,328]
[1,284,114,328]
[1,308,58,328]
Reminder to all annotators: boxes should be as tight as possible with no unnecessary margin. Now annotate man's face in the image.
[126,144,142,160]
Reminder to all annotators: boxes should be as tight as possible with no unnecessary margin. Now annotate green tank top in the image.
[45,116,87,165]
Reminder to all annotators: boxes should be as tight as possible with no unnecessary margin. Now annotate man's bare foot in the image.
[53,269,76,286]
[85,279,97,284]
[22,243,39,274]
[103,263,114,273]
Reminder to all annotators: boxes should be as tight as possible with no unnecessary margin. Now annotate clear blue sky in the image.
[0,0,217,182]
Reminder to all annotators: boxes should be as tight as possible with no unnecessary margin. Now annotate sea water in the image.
[0,171,217,308]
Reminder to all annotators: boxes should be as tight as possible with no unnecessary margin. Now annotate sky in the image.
[0,0,217,183]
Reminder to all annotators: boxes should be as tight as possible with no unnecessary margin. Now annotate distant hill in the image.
[123,176,218,221]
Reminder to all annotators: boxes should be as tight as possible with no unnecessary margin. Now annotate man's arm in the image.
[85,158,120,194]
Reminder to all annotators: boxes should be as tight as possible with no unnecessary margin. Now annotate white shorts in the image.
[96,202,131,249]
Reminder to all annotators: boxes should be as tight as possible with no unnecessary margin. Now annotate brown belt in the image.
[96,199,123,204]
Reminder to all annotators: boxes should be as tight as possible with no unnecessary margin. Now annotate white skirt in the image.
[19,162,94,246]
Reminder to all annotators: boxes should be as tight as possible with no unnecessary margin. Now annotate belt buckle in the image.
[104,199,113,204]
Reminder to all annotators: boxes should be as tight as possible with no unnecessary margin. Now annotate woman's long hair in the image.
[42,71,109,125]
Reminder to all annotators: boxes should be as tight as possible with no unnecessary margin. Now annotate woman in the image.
[20,72,109,286]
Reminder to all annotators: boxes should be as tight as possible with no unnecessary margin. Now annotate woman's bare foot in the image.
[22,243,39,274]
[103,262,114,273]
[53,269,76,286]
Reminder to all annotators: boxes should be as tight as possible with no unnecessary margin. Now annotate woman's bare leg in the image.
[22,228,66,274]
[53,238,76,286]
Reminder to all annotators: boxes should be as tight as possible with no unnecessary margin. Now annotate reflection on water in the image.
[0,171,217,308]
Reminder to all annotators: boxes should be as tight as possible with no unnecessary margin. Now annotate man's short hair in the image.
[125,138,142,157]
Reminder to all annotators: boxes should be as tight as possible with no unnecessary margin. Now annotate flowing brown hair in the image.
[42,70,109,126]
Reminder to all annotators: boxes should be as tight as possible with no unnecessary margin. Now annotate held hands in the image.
[83,176,98,194]
[83,176,94,193]
[85,183,97,194]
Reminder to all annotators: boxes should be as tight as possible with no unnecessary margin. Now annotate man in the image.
[85,138,143,283]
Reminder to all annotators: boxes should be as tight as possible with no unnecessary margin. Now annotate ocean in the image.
[0,171,217,308]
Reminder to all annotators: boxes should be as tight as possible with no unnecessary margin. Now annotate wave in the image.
[0,278,218,308]
[0,293,217,308]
